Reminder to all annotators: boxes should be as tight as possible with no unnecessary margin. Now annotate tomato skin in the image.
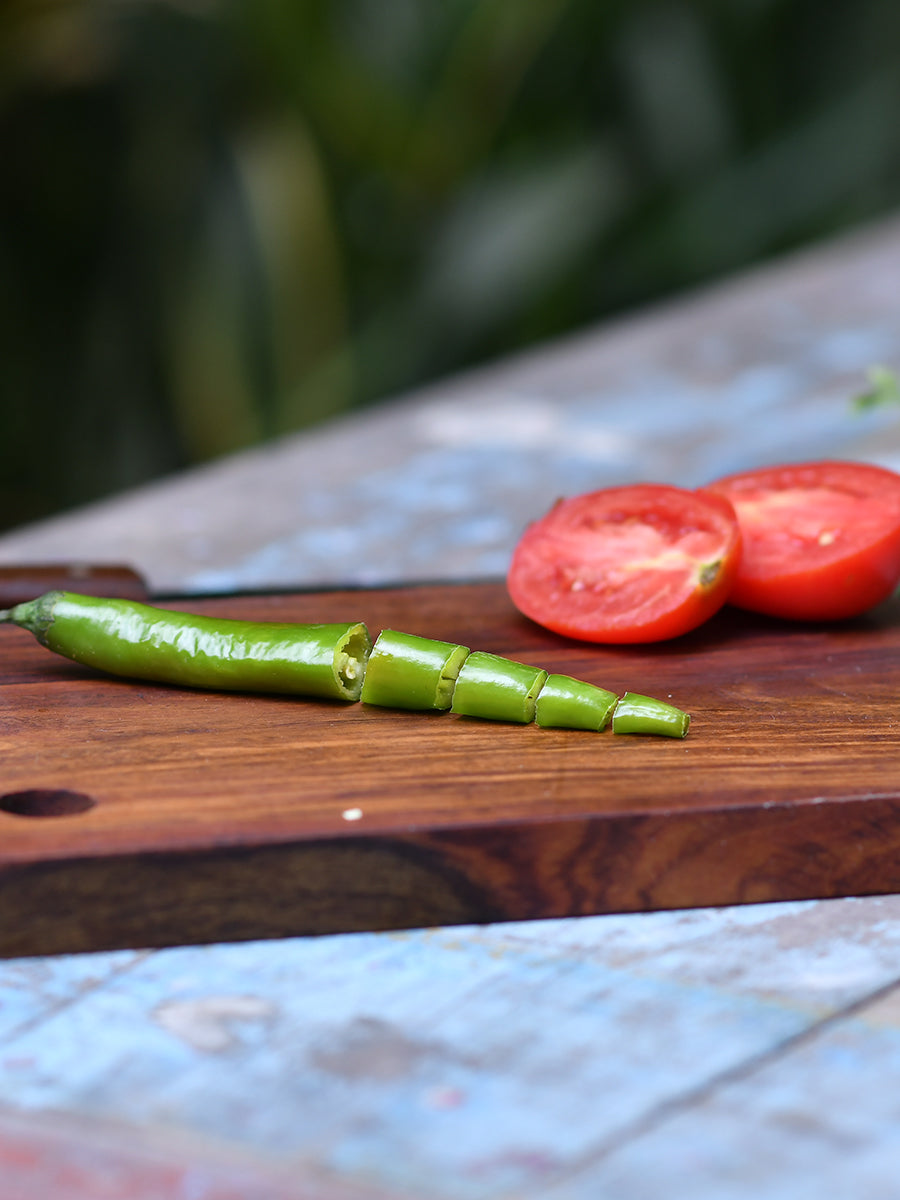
[507,484,741,644]
[705,460,900,621]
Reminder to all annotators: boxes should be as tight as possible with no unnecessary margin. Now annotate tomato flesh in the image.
[507,484,741,643]
[706,460,900,620]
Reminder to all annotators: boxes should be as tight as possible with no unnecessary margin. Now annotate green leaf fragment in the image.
[852,365,900,412]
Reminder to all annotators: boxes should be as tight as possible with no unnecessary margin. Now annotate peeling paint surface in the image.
[5,904,900,1196]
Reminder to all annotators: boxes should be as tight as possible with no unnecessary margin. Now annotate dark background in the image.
[2,0,899,532]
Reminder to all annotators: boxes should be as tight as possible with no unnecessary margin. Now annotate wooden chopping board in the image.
[2,581,900,958]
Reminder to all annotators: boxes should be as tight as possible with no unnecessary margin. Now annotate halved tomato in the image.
[705,460,900,621]
[507,484,741,643]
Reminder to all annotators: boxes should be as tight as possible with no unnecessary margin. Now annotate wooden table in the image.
[2,216,900,1198]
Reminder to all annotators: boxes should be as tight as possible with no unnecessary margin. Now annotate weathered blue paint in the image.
[5,900,900,1196]
[0,950,146,1042]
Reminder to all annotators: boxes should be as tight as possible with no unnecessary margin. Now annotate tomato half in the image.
[507,484,741,643]
[705,460,900,621]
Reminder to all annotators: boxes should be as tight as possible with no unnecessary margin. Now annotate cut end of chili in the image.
[611,692,691,738]
[334,623,373,701]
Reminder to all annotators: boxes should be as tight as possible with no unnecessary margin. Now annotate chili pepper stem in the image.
[0,593,60,641]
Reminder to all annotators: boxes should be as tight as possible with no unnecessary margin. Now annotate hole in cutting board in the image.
[0,789,96,818]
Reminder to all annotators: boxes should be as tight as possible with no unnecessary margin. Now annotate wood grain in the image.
[2,582,900,957]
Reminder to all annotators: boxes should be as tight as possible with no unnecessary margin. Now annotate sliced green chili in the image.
[360,629,469,710]
[535,674,618,731]
[1,592,692,736]
[0,591,371,701]
[450,651,547,724]
[611,691,691,738]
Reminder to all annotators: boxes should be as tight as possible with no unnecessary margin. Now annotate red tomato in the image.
[507,484,741,643]
[705,460,900,620]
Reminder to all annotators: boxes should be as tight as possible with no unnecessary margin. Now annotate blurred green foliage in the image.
[2,0,899,530]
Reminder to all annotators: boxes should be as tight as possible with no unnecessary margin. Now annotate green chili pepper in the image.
[535,674,618,732]
[360,629,469,710]
[611,691,691,738]
[450,651,547,724]
[1,592,691,736]
[0,591,371,702]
